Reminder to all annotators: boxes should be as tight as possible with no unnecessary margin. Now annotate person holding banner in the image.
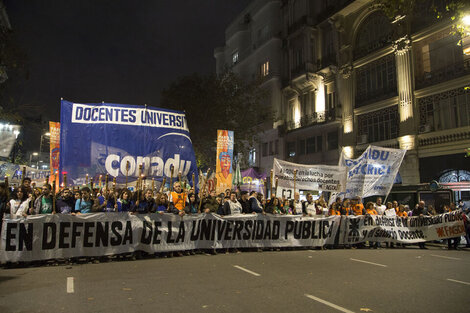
[56,188,75,214]
[32,184,55,214]
[9,186,31,218]
[184,193,200,214]
[0,183,8,226]
[222,191,242,215]
[412,201,429,249]
[292,192,303,215]
[239,191,251,214]
[302,194,316,216]
[74,187,93,214]
[351,197,365,216]
[169,182,187,216]
[21,177,32,196]
[117,189,134,212]
[132,189,157,214]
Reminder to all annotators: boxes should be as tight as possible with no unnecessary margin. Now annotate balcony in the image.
[355,87,397,108]
[286,108,339,131]
[415,59,470,90]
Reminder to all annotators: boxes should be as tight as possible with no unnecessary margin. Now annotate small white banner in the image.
[273,158,347,199]
[339,145,406,198]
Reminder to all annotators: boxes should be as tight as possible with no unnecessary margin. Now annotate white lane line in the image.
[350,258,387,267]
[67,277,74,293]
[447,278,470,286]
[305,294,356,313]
[431,254,461,260]
[233,265,260,277]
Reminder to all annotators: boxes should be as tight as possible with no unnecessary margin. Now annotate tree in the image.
[161,72,269,169]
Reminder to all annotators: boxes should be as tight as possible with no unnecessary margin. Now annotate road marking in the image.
[233,265,260,277]
[305,294,355,313]
[431,254,461,260]
[67,277,74,293]
[350,258,387,267]
[447,278,470,286]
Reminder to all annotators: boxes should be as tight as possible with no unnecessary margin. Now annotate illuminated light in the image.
[315,79,325,120]
[33,152,38,156]
[44,132,51,136]
[343,116,353,134]
[462,15,470,26]
[343,146,354,158]
[399,135,415,150]
[294,99,301,127]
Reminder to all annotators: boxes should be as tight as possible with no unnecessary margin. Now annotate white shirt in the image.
[9,198,31,218]
[375,204,386,215]
[228,200,242,215]
[293,201,303,215]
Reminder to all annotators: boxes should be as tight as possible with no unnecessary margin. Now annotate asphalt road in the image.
[1,246,469,313]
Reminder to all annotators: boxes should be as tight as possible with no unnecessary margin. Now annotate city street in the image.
[1,246,469,313]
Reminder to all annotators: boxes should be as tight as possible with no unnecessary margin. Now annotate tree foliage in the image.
[161,72,269,169]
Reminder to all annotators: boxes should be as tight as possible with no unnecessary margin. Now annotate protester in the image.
[374,197,386,215]
[351,197,365,216]
[202,190,218,213]
[155,193,169,214]
[33,183,55,214]
[132,188,156,214]
[118,189,134,212]
[22,177,32,195]
[248,191,263,214]
[303,193,316,216]
[412,201,429,249]
[74,187,93,214]
[56,188,75,214]
[341,199,352,215]
[223,191,242,215]
[9,186,31,218]
[239,191,250,214]
[184,193,200,214]
[169,182,187,216]
[0,183,8,226]
[292,192,303,215]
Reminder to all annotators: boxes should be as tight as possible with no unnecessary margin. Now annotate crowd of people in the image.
[1,176,469,259]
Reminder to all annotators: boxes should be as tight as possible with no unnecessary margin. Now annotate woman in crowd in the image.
[156,193,169,213]
[9,186,31,218]
[184,193,200,214]
[117,189,133,212]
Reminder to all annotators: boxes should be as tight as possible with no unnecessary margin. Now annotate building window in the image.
[306,137,316,154]
[287,141,296,157]
[299,139,306,155]
[262,142,268,157]
[274,139,279,155]
[327,131,338,150]
[355,54,397,107]
[357,106,399,143]
[232,51,239,64]
[316,135,323,152]
[260,61,269,77]
[354,11,393,60]
[418,87,470,132]
[414,32,469,89]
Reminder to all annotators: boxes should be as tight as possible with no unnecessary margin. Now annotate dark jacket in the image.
[248,196,263,213]
[239,198,250,214]
[56,197,75,214]
[203,196,219,213]
[132,198,156,213]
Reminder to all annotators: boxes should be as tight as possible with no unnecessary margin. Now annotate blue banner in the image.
[59,100,198,187]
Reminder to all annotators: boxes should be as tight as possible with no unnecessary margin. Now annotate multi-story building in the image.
[216,0,470,193]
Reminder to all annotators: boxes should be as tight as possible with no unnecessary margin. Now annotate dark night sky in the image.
[4,0,251,148]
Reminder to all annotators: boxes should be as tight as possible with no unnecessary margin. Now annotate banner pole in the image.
[21,166,26,185]
[192,173,195,191]
[159,177,167,193]
[270,169,274,199]
[63,173,67,188]
[169,165,174,192]
[198,168,211,212]
[293,169,297,195]
[85,174,88,186]
[105,174,109,190]
[125,161,130,188]
[274,176,278,198]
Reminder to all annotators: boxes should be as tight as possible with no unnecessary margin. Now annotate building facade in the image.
[215,0,470,190]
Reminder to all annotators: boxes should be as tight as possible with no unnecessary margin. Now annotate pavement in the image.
[1,245,469,313]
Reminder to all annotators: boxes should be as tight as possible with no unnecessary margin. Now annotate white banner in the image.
[1,213,341,263]
[339,145,406,198]
[339,211,465,244]
[273,158,347,199]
